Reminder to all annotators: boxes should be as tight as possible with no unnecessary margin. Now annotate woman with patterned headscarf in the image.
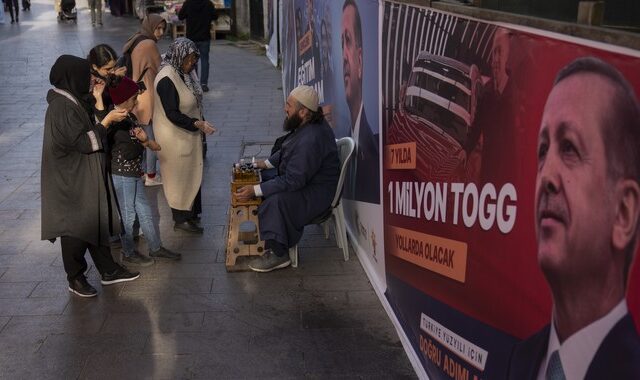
[154,38,216,234]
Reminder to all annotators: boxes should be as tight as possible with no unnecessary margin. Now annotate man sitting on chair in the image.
[236,85,340,272]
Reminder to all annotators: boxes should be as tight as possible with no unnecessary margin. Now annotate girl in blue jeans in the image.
[106,77,182,265]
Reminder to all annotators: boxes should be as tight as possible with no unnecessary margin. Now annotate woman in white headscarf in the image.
[153,38,216,234]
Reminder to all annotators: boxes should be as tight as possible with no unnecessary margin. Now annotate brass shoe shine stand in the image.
[225,162,265,271]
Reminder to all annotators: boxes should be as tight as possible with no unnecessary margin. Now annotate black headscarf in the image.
[49,55,96,119]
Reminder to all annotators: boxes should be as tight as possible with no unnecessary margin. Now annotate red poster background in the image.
[384,25,640,340]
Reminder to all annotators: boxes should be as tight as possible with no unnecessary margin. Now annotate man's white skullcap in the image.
[290,85,319,112]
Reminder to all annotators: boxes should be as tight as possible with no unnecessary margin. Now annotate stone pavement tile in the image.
[0,239,39,255]
[2,315,106,337]
[0,327,47,355]
[38,332,149,357]
[251,290,351,314]
[292,258,352,276]
[62,293,150,317]
[0,296,68,316]
[302,349,356,377]
[0,281,38,298]
[139,293,254,314]
[30,281,124,299]
[0,314,110,355]
[0,315,104,356]
[212,273,302,294]
[0,352,85,380]
[17,209,41,221]
[295,291,356,312]
[351,326,404,351]
[101,312,205,334]
[347,290,387,309]
[143,262,226,279]
[0,251,57,267]
[144,330,250,355]
[199,311,259,335]
[209,272,258,294]
[301,274,373,292]
[301,307,394,330]
[204,309,302,334]
[79,352,198,380]
[120,278,213,296]
[22,239,61,255]
[0,316,9,333]
[174,249,220,264]
[0,209,23,220]
[191,349,306,379]
[341,257,367,275]
[350,349,417,378]
[297,234,341,248]
[250,328,357,355]
[0,265,73,282]
[297,246,346,262]
[0,224,40,240]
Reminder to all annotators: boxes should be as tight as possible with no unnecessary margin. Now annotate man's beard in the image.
[283,114,303,132]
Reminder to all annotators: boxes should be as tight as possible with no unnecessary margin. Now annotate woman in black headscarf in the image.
[42,55,140,298]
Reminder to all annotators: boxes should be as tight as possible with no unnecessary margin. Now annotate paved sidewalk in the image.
[0,2,415,378]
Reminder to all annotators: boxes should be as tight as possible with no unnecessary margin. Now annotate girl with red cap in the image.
[108,77,182,265]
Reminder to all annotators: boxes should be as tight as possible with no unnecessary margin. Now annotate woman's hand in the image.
[133,127,161,151]
[133,127,148,142]
[102,108,128,127]
[146,140,161,151]
[92,78,105,98]
[114,66,127,78]
[195,120,216,135]
[92,77,106,109]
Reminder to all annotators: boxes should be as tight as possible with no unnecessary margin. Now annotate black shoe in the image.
[202,84,209,92]
[68,276,98,297]
[122,251,155,267]
[248,250,291,273]
[11,20,15,24]
[150,247,182,260]
[101,265,140,285]
[173,221,204,234]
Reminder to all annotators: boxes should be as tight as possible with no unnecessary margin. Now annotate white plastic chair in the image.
[289,137,356,268]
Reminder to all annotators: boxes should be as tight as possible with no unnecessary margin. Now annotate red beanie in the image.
[108,77,139,105]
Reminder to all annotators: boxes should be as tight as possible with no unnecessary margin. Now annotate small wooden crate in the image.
[230,167,262,207]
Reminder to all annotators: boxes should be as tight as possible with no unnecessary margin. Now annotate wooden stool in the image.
[225,164,264,271]
[172,23,186,39]
[225,205,265,271]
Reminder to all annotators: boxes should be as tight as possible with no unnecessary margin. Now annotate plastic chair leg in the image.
[289,245,298,268]
[334,205,349,261]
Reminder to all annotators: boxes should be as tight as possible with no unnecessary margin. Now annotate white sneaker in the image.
[144,174,163,187]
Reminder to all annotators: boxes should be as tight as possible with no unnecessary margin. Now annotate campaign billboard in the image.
[382,1,640,379]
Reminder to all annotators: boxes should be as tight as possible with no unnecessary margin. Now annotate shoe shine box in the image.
[231,163,262,207]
